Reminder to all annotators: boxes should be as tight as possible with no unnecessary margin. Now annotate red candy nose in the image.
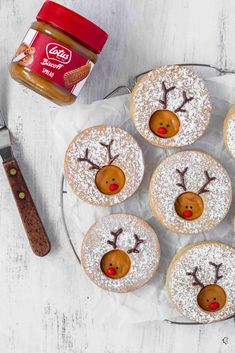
[157,127,168,134]
[183,210,193,218]
[209,302,220,311]
[109,183,119,191]
[107,267,116,276]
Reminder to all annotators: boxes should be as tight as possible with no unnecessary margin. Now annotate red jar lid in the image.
[37,1,108,54]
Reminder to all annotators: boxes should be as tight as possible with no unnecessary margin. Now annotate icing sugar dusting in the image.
[81,213,160,292]
[149,150,232,234]
[225,114,235,158]
[131,65,211,147]
[64,125,145,206]
[168,241,235,323]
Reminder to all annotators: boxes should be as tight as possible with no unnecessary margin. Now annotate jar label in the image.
[12,29,94,96]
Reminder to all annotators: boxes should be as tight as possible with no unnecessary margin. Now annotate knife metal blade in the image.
[0,110,51,256]
[0,111,13,161]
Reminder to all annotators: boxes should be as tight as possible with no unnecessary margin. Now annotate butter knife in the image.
[0,111,51,256]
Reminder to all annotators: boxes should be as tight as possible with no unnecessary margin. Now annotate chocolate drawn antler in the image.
[100,139,119,165]
[198,171,216,195]
[77,148,100,170]
[174,91,194,113]
[127,234,144,254]
[107,228,123,249]
[186,266,204,288]
[176,167,188,192]
[159,81,193,113]
[209,262,223,284]
[159,81,176,109]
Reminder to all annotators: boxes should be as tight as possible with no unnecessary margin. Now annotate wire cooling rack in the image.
[60,63,235,325]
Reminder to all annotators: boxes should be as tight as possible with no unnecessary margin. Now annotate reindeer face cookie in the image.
[166,241,235,323]
[130,65,211,148]
[64,126,144,207]
[81,214,160,292]
[149,150,232,234]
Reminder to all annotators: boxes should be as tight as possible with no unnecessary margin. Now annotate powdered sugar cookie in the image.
[81,213,160,292]
[224,104,235,158]
[130,65,211,148]
[149,150,232,234]
[166,241,235,323]
[64,125,144,207]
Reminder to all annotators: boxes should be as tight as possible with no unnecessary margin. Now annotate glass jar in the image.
[9,1,108,105]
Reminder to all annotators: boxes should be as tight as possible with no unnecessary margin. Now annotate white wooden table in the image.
[1,0,235,352]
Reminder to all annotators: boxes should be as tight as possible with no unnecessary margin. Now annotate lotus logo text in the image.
[46,43,72,64]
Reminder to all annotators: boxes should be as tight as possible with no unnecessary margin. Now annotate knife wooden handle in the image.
[3,158,51,257]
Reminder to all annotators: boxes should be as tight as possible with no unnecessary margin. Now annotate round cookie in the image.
[166,241,235,323]
[149,150,232,234]
[130,65,211,148]
[81,213,160,292]
[224,104,235,158]
[64,125,144,207]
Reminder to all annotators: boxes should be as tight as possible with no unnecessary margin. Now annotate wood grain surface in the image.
[0,0,235,352]
[3,158,51,257]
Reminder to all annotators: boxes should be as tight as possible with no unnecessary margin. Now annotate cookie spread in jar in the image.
[9,1,108,105]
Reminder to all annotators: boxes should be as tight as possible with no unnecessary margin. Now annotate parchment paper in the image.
[52,73,235,325]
